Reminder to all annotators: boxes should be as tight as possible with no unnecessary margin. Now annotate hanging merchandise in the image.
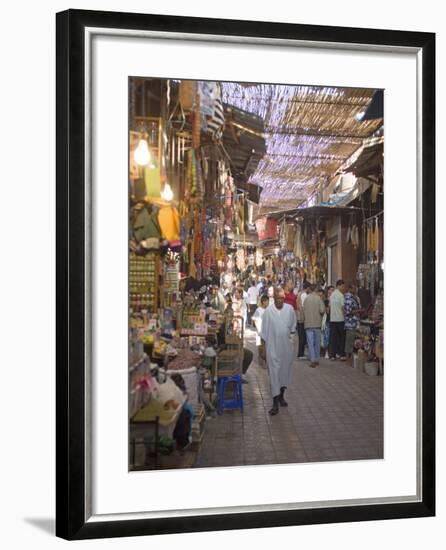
[144,164,161,198]
[132,205,162,244]
[255,248,264,268]
[235,194,245,236]
[317,236,327,275]
[374,217,379,259]
[179,80,197,112]
[224,174,235,227]
[198,81,225,140]
[367,220,373,256]
[294,224,303,259]
[202,223,214,273]
[188,238,196,279]
[279,220,286,248]
[236,248,246,271]
[186,149,203,199]
[351,224,359,249]
[192,94,201,149]
[286,224,296,252]
[158,205,181,248]
[371,183,380,203]
[255,217,278,241]
[198,81,216,117]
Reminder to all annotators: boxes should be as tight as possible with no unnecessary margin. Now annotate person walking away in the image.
[284,279,299,358]
[321,285,334,358]
[329,279,346,361]
[296,282,310,358]
[302,285,326,367]
[246,280,259,326]
[257,277,265,294]
[260,287,296,416]
[252,294,269,368]
[344,284,363,366]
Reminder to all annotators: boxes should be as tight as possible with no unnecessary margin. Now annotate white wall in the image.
[0,1,443,548]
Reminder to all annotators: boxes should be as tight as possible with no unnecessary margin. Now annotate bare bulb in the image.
[134,138,151,166]
[161,182,174,201]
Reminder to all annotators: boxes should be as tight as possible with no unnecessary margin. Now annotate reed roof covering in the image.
[221,83,383,212]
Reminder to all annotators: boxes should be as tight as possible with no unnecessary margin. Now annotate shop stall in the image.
[127,78,385,470]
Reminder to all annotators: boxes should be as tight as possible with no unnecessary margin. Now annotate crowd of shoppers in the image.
[215,274,367,414]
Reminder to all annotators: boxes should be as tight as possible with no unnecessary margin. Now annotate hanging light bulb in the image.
[161,182,174,201]
[134,136,151,166]
[133,78,151,166]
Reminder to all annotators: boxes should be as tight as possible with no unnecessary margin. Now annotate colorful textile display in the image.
[255,217,278,241]
[158,205,180,244]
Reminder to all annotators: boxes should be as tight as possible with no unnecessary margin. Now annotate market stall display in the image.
[128,76,385,470]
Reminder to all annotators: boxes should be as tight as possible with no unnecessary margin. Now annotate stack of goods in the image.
[129,324,145,367]
[129,360,154,418]
[180,305,208,336]
[132,375,186,426]
[353,325,378,371]
[163,261,179,307]
[129,252,158,312]
[166,365,199,405]
[166,348,202,371]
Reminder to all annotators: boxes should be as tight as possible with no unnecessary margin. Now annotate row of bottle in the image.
[130,281,153,294]
[130,272,156,283]
[129,258,156,272]
[130,293,156,309]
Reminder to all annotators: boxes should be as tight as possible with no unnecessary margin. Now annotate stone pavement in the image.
[195,328,383,468]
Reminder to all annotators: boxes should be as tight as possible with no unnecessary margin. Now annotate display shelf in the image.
[129,251,160,312]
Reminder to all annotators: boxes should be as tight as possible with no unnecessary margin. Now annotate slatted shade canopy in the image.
[221,83,383,212]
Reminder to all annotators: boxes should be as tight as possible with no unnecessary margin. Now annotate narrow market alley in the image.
[196,328,383,468]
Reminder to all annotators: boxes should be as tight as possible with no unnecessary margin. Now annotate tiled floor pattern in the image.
[195,328,383,468]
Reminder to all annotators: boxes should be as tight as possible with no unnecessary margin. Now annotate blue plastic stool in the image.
[217,374,244,414]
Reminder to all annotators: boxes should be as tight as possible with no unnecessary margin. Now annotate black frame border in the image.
[56,9,435,540]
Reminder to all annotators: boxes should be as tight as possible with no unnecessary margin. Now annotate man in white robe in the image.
[260,287,296,415]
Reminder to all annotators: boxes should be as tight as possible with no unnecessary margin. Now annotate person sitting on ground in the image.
[302,284,326,368]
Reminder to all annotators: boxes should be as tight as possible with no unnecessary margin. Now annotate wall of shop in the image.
[326,216,358,285]
[326,216,341,285]
[340,218,359,285]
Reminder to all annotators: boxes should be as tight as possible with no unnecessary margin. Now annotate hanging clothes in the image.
[374,218,379,255]
[158,205,180,244]
[294,224,303,259]
[351,225,359,249]
[132,206,161,243]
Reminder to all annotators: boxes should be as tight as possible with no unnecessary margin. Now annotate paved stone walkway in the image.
[195,328,383,468]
